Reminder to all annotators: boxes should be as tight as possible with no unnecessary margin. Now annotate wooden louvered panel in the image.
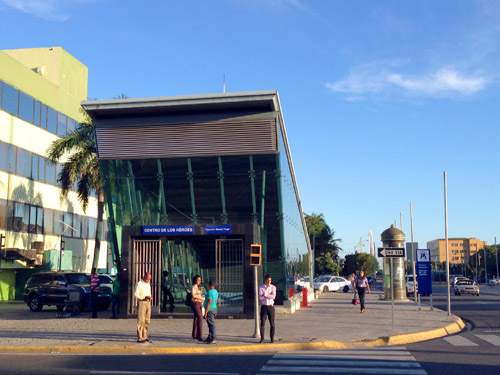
[95,119,278,159]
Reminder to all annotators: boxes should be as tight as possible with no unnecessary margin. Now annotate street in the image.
[0,284,498,375]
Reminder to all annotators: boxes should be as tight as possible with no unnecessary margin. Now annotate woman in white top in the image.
[355,270,371,313]
[190,275,205,341]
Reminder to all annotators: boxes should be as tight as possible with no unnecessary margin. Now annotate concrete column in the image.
[381,225,406,300]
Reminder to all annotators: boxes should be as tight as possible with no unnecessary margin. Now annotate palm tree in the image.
[46,111,106,270]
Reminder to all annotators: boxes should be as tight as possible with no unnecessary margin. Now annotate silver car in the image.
[454,279,479,296]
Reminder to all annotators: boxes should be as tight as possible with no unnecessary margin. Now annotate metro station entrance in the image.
[122,224,259,318]
[216,239,244,314]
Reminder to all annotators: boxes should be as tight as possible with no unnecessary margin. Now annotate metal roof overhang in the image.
[81,90,280,119]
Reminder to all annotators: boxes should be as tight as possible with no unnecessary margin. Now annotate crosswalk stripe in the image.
[258,347,428,375]
[475,334,500,346]
[443,335,479,346]
[260,366,427,374]
[268,359,422,367]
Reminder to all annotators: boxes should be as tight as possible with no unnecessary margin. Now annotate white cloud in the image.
[386,69,486,95]
[1,0,69,21]
[326,64,490,99]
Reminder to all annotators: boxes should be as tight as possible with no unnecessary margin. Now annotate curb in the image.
[0,317,465,354]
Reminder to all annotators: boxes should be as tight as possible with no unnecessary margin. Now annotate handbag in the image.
[185,292,193,306]
[351,289,358,305]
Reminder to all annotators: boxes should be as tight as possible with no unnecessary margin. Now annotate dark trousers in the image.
[191,302,203,339]
[357,287,367,311]
[91,291,99,318]
[111,294,120,318]
[162,288,174,311]
[260,305,275,341]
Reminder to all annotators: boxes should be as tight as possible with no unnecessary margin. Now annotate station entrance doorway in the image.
[128,236,244,315]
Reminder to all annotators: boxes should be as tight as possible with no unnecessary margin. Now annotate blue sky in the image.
[1,0,499,255]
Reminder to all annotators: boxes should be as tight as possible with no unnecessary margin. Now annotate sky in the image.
[1,0,499,256]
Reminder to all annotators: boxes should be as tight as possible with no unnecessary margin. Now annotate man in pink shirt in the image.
[258,274,276,343]
[90,267,100,319]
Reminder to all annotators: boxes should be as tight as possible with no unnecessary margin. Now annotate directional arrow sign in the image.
[377,247,405,258]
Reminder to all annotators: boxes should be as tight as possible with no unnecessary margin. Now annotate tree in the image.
[343,253,379,277]
[305,213,342,276]
[45,111,113,270]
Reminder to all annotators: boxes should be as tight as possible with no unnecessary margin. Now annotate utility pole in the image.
[484,241,488,285]
[444,171,451,316]
[495,237,499,280]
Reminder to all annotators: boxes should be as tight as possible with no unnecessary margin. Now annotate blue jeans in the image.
[111,294,120,318]
[206,309,217,340]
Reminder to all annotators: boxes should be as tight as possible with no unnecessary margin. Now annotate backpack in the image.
[185,292,192,306]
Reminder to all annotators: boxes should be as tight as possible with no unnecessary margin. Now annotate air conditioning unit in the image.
[33,241,45,254]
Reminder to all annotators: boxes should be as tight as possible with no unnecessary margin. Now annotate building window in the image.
[47,107,57,134]
[19,91,34,123]
[16,148,31,178]
[57,113,67,136]
[2,83,19,116]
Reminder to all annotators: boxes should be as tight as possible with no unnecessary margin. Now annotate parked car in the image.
[23,271,112,312]
[454,279,479,296]
[405,275,416,296]
[313,275,352,293]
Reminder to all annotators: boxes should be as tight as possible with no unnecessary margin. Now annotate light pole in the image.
[483,241,488,285]
[495,237,499,280]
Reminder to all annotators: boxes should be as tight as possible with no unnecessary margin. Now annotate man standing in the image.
[135,272,153,343]
[111,273,121,319]
[90,267,100,319]
[259,274,276,343]
[203,280,219,344]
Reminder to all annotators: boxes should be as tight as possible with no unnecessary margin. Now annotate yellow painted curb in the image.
[0,317,465,354]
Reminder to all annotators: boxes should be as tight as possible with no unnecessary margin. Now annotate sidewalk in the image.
[0,290,463,354]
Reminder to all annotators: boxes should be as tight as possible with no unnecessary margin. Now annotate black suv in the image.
[23,271,112,312]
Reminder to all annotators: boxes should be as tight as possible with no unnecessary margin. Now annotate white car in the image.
[314,275,352,293]
[406,275,418,296]
[454,279,479,296]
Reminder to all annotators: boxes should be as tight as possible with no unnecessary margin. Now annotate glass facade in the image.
[0,80,80,138]
[101,124,309,305]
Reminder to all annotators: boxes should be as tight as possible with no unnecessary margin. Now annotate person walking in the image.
[161,271,175,312]
[355,270,371,313]
[135,272,153,343]
[111,273,121,319]
[203,280,219,344]
[259,274,276,343]
[90,267,100,319]
[190,275,205,342]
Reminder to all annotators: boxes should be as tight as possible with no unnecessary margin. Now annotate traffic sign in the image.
[416,249,432,295]
[377,247,405,258]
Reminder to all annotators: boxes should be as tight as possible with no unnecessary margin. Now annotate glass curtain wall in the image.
[277,126,310,294]
[101,149,307,302]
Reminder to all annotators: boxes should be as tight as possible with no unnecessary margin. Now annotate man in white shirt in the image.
[135,272,152,343]
[258,274,276,343]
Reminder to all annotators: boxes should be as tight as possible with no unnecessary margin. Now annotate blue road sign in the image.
[416,248,432,295]
[204,225,232,234]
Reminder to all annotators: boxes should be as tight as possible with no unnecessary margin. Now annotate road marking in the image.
[268,359,422,367]
[90,372,239,375]
[475,335,500,346]
[443,336,479,346]
[258,347,427,375]
[259,366,426,374]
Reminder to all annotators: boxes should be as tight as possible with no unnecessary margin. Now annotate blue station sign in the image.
[142,226,194,235]
[204,225,232,234]
[416,248,432,295]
